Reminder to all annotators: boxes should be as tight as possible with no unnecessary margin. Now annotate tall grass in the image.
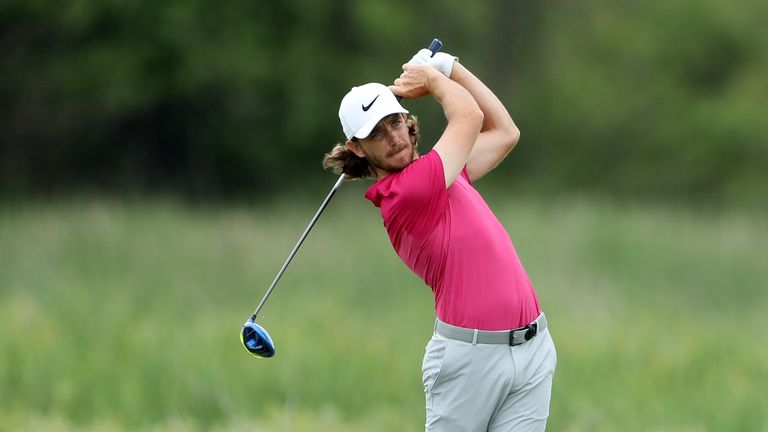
[1,191,766,431]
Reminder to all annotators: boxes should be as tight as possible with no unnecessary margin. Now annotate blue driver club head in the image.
[241,319,275,358]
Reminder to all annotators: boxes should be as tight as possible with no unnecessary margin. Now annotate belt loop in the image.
[472,329,478,345]
[434,318,438,334]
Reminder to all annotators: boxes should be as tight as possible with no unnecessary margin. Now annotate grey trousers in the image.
[422,323,557,431]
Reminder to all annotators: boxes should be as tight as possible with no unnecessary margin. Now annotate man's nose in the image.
[384,128,399,145]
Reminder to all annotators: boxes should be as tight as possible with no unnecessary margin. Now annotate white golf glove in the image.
[408,48,458,78]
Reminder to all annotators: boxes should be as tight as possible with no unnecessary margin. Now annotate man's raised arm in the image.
[451,63,520,182]
[407,50,520,182]
[390,64,484,187]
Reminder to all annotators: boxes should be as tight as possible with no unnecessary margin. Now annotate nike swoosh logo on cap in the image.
[362,95,379,112]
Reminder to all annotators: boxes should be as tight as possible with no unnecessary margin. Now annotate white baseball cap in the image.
[338,83,409,140]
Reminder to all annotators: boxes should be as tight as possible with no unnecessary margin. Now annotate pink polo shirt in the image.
[365,150,540,330]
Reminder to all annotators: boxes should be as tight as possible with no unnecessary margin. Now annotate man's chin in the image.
[389,156,414,172]
[376,149,417,175]
[394,149,418,166]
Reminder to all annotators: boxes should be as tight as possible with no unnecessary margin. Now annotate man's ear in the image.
[346,139,366,158]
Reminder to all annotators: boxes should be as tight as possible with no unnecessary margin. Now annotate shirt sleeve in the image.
[380,151,448,239]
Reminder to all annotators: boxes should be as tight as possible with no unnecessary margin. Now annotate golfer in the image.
[323,50,556,431]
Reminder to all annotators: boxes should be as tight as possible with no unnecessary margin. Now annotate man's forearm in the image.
[448,61,520,182]
[450,63,518,134]
[430,70,483,127]
[424,68,483,187]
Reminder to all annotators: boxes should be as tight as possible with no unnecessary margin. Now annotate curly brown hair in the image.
[322,114,421,180]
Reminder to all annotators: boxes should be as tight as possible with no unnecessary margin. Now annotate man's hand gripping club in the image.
[408,48,458,78]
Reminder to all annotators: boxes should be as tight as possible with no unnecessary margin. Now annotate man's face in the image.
[348,114,417,178]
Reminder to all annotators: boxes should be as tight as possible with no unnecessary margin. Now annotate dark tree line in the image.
[1,0,765,205]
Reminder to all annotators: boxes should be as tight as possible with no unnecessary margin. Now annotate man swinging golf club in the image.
[323,50,557,431]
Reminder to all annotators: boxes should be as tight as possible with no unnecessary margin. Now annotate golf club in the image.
[241,38,443,359]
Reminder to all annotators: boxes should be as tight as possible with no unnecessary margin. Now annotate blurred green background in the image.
[1,0,767,431]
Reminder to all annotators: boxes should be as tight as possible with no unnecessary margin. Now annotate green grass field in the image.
[1,189,767,431]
